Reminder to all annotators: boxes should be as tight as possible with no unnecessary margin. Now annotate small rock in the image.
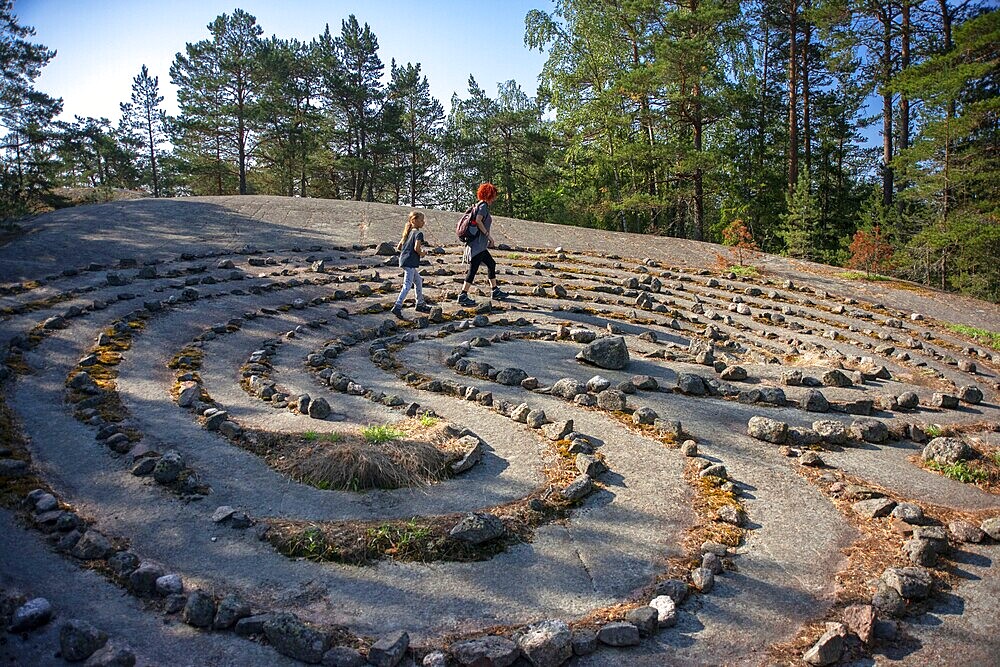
[717,505,745,526]
[60,619,108,662]
[891,502,925,525]
[821,369,853,387]
[450,636,519,667]
[881,566,932,600]
[649,595,677,627]
[922,437,974,464]
[812,420,849,445]
[799,451,824,467]
[981,517,1000,541]
[596,389,627,411]
[81,643,136,667]
[931,393,959,409]
[872,582,906,618]
[850,418,889,443]
[571,629,598,656]
[802,622,847,666]
[449,513,505,545]
[8,597,53,633]
[747,416,788,444]
[690,566,714,592]
[680,440,698,456]
[851,497,897,519]
[576,336,630,370]
[155,574,183,596]
[624,607,658,636]
[368,631,409,667]
[957,385,983,404]
[561,474,595,501]
[632,406,658,425]
[182,591,216,628]
[842,604,875,644]
[264,613,330,663]
[949,520,986,543]
[516,619,572,667]
[71,530,113,560]
[596,621,640,647]
[541,419,573,440]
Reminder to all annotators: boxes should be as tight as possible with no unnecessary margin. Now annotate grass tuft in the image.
[926,459,989,484]
[944,323,1000,351]
[361,423,405,444]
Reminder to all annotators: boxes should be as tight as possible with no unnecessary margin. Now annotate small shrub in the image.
[944,323,1000,351]
[418,412,440,428]
[926,460,988,484]
[303,431,319,441]
[847,225,894,278]
[362,424,406,444]
[925,425,943,438]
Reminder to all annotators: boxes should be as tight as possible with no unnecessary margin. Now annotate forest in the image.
[1,1,997,300]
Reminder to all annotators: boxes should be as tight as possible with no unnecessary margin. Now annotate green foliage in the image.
[417,412,439,428]
[366,519,433,558]
[728,264,758,278]
[925,459,988,484]
[779,173,821,260]
[944,324,1000,351]
[924,425,944,439]
[361,423,405,444]
[837,271,891,282]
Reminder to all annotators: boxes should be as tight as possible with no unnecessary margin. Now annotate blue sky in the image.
[15,0,551,123]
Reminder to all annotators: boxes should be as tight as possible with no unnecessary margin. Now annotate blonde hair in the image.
[398,210,425,248]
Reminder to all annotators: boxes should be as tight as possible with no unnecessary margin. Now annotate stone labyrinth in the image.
[1,197,999,666]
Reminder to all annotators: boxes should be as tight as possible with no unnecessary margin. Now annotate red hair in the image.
[477,182,497,202]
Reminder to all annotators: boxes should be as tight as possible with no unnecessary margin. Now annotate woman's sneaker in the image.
[390,304,405,319]
[491,287,508,300]
[457,293,476,307]
[414,303,431,313]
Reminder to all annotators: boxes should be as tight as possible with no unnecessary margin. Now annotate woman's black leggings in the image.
[466,250,497,283]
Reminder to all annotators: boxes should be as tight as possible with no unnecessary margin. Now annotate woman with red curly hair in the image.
[458,182,506,306]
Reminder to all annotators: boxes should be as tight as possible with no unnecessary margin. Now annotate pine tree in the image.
[119,65,167,196]
[386,61,443,206]
[0,0,62,215]
[779,171,821,259]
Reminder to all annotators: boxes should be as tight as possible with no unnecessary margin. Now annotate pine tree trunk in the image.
[881,6,893,210]
[788,0,799,194]
[802,0,812,176]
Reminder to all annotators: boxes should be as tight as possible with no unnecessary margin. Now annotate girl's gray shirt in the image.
[463,201,492,263]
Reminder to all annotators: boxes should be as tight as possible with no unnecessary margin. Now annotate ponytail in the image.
[397,221,412,250]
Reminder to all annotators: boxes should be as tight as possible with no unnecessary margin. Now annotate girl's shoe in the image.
[491,287,508,300]
[390,305,405,319]
[414,303,431,313]
[457,293,476,307]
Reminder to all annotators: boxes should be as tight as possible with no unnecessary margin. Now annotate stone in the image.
[368,631,409,667]
[922,437,974,464]
[802,389,830,412]
[632,406,658,425]
[949,520,986,543]
[653,578,690,604]
[903,537,941,566]
[872,582,906,618]
[308,397,331,419]
[152,450,184,484]
[587,375,612,393]
[717,505,745,526]
[981,517,1000,541]
[850,419,889,443]
[576,454,607,477]
[649,595,677,628]
[561,474,595,501]
[576,336,630,370]
[681,440,698,456]
[896,392,919,409]
[891,503,925,525]
[516,619,572,667]
[931,393,959,409]
[821,369,853,387]
[35,493,58,512]
[264,613,330,664]
[451,437,483,474]
[177,382,200,408]
[813,420,849,445]
[8,597,53,633]
[699,464,727,480]
[526,409,548,429]
[958,385,983,404]
[107,551,139,576]
[852,497,896,519]
[204,410,228,431]
[449,513,505,545]
[71,529,113,560]
[213,594,251,629]
[155,574,183,596]
[881,566,932,600]
[597,621,640,647]
[511,403,531,423]
[234,613,273,637]
[702,552,723,575]
[842,604,876,644]
[0,458,28,478]
[182,591,216,628]
[631,374,659,390]
[421,651,447,667]
[747,416,788,444]
[720,365,747,381]
[60,619,108,662]
[802,622,847,666]
[676,373,707,395]
[597,389,627,412]
[496,367,528,386]
[654,419,683,438]
[450,636,520,667]
[571,629,598,656]
[374,242,396,256]
[625,607,658,636]
[691,566,715,592]
[799,451,824,467]
[541,419,574,440]
[322,647,366,667]
[781,369,803,385]
[82,644,136,667]
[551,378,585,399]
